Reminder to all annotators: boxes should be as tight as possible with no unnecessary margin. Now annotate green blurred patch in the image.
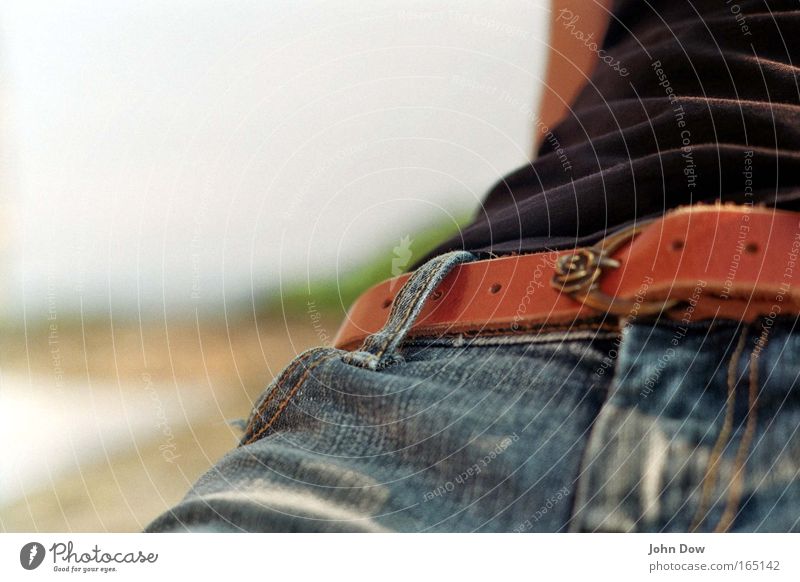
[259,213,472,317]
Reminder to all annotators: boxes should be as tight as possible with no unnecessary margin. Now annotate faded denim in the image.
[146,252,800,532]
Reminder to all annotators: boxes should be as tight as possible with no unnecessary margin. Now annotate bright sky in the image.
[0,0,548,320]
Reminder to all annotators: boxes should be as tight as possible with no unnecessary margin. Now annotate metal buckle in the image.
[550,220,679,317]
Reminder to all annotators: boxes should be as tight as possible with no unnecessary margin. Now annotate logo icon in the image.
[20,542,46,570]
[390,235,413,290]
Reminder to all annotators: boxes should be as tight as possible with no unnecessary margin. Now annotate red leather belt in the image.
[333,205,800,351]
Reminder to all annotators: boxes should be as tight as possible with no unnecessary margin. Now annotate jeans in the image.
[146,252,800,532]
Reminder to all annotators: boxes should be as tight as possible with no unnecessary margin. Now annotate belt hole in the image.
[745,242,758,254]
[489,283,502,294]
[671,239,684,251]
[432,290,443,300]
[382,298,392,309]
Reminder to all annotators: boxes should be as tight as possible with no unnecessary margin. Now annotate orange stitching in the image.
[404,319,618,343]
[243,353,308,434]
[714,339,765,532]
[690,326,748,532]
[383,262,442,338]
[367,260,443,358]
[242,348,324,441]
[243,352,338,445]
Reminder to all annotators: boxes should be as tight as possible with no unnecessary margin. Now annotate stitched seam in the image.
[360,269,430,355]
[714,339,765,533]
[405,330,621,348]
[242,356,306,438]
[345,321,618,352]
[403,325,618,345]
[414,320,618,339]
[368,260,443,358]
[379,260,442,348]
[565,358,617,532]
[387,259,438,320]
[242,348,326,443]
[380,275,420,331]
[243,351,338,445]
[690,326,748,532]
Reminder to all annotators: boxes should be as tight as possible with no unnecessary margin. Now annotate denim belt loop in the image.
[342,250,477,370]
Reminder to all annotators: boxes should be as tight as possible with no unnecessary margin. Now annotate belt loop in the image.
[342,250,476,370]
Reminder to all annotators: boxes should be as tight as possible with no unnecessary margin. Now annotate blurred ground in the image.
[0,315,324,531]
[0,216,466,532]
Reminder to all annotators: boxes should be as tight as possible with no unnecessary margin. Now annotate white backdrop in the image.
[0,0,549,319]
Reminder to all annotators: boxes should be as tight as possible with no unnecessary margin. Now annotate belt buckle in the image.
[550,219,679,317]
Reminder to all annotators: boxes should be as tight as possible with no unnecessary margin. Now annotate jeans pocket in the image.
[568,318,800,532]
[241,347,341,445]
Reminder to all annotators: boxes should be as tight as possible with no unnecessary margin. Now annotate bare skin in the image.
[535,0,613,152]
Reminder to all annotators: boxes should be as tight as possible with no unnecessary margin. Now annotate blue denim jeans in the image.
[146,252,800,532]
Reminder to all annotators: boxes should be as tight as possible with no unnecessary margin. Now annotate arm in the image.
[535,0,613,152]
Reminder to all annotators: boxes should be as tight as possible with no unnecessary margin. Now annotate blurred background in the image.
[0,0,547,531]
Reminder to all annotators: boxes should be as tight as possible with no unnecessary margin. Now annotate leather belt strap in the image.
[333,205,800,351]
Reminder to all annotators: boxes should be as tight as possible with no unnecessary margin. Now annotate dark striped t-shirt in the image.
[428,0,800,259]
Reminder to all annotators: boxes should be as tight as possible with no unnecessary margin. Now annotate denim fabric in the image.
[570,317,800,533]
[146,253,800,532]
